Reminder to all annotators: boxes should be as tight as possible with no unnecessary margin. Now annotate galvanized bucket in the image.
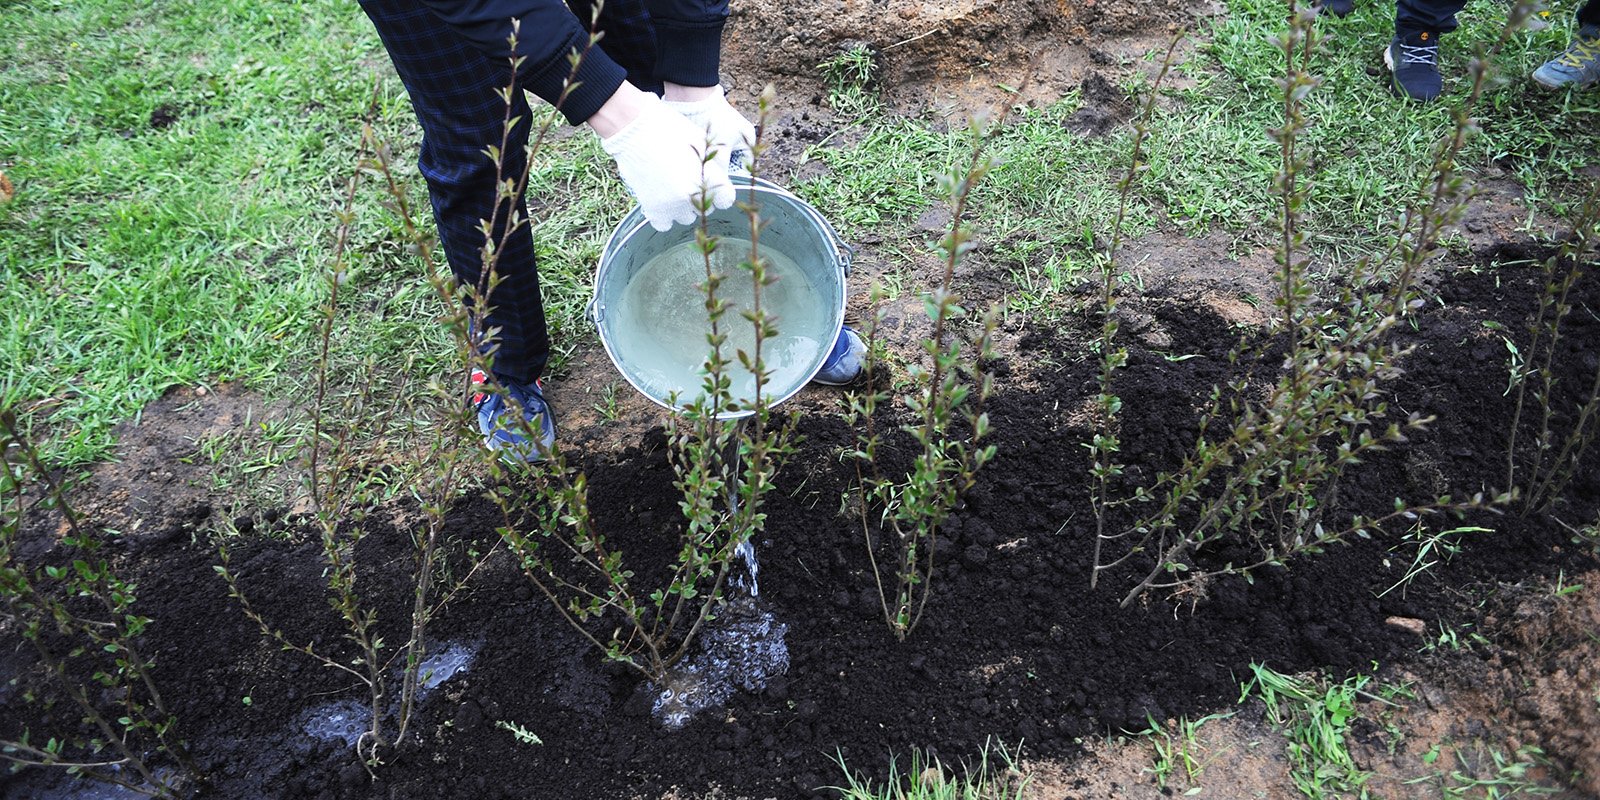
[589,174,852,418]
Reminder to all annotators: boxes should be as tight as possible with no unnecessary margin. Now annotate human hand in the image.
[598,90,735,232]
[664,85,756,174]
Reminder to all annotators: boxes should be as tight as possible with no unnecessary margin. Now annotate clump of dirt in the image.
[1061,72,1131,137]
[723,0,1209,112]
[1470,576,1600,795]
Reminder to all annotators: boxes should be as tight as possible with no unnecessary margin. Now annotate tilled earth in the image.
[5,247,1599,799]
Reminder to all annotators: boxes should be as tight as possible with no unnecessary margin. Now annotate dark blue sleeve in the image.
[644,0,729,87]
[413,0,629,123]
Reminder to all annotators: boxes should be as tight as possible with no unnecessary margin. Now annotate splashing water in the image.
[651,596,789,730]
[732,538,760,596]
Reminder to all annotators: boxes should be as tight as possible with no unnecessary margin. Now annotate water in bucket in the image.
[614,236,828,406]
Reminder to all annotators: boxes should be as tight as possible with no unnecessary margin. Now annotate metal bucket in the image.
[589,174,852,418]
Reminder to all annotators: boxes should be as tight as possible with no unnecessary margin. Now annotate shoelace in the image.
[1558,35,1600,68]
[1400,42,1438,66]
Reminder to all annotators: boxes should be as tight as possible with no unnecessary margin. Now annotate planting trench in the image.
[6,244,1600,799]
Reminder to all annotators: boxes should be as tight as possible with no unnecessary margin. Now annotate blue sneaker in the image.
[1384,31,1444,102]
[471,369,556,461]
[811,326,866,386]
[1320,0,1354,17]
[1533,25,1600,89]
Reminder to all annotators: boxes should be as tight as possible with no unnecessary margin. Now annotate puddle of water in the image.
[417,639,479,696]
[651,596,789,730]
[297,638,481,749]
[300,698,374,746]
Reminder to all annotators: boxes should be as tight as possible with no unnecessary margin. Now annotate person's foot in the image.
[472,369,556,461]
[1384,30,1444,102]
[1320,0,1355,17]
[811,326,866,386]
[1533,24,1600,89]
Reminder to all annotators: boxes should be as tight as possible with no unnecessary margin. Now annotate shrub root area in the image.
[6,258,1599,800]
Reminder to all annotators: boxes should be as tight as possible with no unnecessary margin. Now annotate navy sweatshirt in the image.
[413,0,728,124]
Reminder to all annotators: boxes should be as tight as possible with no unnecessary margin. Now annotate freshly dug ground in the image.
[5,244,1599,800]
[6,0,1600,796]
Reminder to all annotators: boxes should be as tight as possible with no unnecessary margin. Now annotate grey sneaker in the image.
[1533,25,1600,89]
[811,326,865,386]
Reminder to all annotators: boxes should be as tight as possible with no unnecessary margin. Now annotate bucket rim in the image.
[590,176,850,419]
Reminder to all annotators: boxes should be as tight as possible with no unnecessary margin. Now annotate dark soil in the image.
[6,249,1598,799]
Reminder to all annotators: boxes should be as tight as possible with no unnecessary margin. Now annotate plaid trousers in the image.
[360,0,660,383]
[1397,0,1599,44]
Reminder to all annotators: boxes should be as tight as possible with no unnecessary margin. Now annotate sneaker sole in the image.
[1530,70,1586,90]
[809,375,860,387]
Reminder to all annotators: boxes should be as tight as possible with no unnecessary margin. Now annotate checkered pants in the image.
[360,0,659,383]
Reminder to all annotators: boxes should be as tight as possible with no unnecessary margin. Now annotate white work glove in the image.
[601,96,736,232]
[664,85,757,175]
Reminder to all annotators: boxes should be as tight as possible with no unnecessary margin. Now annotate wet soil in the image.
[6,246,1599,799]
[7,1,1600,796]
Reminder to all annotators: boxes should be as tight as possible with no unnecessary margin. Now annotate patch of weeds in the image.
[828,740,1028,800]
[590,381,622,424]
[1406,742,1560,799]
[1423,621,1494,654]
[1137,711,1235,793]
[819,43,880,117]
[1378,523,1492,599]
[1241,664,1372,799]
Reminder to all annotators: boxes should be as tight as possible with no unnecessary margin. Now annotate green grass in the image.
[1241,663,1374,799]
[828,742,1029,800]
[3,0,1598,465]
[0,0,620,465]
[798,0,1600,311]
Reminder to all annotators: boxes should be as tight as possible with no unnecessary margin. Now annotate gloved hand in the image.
[664,85,757,175]
[601,95,735,232]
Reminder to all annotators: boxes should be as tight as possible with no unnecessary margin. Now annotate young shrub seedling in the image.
[1,413,201,797]
[1088,33,1183,591]
[490,84,795,684]
[1504,181,1600,517]
[845,98,1011,641]
[1092,1,1530,607]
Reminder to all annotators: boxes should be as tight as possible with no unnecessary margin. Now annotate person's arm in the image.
[644,0,730,89]
[413,0,628,124]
